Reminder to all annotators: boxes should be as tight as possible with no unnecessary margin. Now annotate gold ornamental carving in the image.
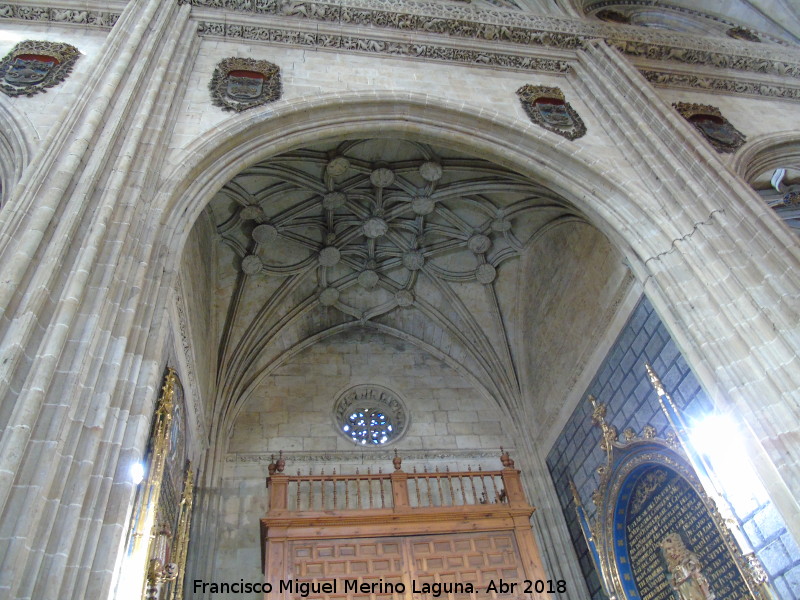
[571,365,775,600]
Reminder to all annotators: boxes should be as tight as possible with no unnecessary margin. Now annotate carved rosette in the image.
[673,102,746,153]
[209,57,281,112]
[0,40,80,97]
[516,85,587,140]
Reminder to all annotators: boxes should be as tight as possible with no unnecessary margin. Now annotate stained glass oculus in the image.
[333,385,408,446]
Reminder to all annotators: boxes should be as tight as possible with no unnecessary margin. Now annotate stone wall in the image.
[216,327,515,596]
[546,296,800,599]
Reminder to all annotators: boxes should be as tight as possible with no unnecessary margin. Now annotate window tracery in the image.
[333,384,408,446]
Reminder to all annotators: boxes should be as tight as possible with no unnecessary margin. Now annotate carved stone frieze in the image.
[197,21,573,73]
[0,40,80,97]
[517,85,586,140]
[186,0,800,79]
[641,70,800,102]
[0,3,119,27]
[673,102,746,154]
[4,2,798,99]
[226,448,508,463]
[209,56,281,111]
[606,39,800,80]
[172,282,208,444]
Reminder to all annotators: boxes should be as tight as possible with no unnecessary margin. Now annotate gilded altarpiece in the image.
[125,368,195,600]
[574,384,772,600]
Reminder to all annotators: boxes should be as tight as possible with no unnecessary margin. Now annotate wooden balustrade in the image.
[265,450,526,515]
[260,449,551,591]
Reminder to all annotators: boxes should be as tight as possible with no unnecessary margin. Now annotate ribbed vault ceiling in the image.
[201,138,628,440]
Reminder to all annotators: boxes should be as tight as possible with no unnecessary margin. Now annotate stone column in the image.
[0,1,197,598]
[572,39,800,542]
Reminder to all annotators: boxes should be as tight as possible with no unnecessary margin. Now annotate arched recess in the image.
[146,91,800,588]
[731,131,800,232]
[0,96,36,208]
[151,91,657,595]
[732,131,800,183]
[149,88,800,465]
[155,92,655,278]
[568,0,798,42]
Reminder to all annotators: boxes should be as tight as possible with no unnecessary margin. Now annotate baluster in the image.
[435,467,444,507]
[445,466,454,506]
[320,469,326,510]
[468,465,478,504]
[308,467,313,511]
[459,472,467,505]
[366,467,373,509]
[378,468,386,508]
[426,469,433,507]
[476,465,486,504]
[413,466,420,506]
[296,471,301,511]
[345,473,350,509]
[332,469,337,510]
[310,471,315,511]
[355,468,362,509]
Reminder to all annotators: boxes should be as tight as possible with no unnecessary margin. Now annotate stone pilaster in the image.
[572,39,800,543]
[0,1,197,598]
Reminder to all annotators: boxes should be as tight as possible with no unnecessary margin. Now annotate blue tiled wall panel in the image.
[545,296,800,599]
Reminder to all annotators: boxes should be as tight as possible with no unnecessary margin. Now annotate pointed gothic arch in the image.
[0,96,36,207]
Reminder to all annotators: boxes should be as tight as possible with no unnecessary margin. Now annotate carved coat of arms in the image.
[516,85,586,140]
[209,58,281,112]
[674,103,746,153]
[0,40,80,97]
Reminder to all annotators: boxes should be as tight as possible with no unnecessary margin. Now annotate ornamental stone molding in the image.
[3,2,800,98]
[0,3,119,27]
[196,21,572,74]
[225,448,507,463]
[673,102,746,154]
[516,85,587,140]
[641,70,800,102]
[585,1,777,44]
[209,57,282,112]
[188,0,800,101]
[185,0,800,77]
[171,281,209,445]
[0,40,80,97]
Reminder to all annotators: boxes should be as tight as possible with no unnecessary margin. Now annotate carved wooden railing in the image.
[265,449,528,515]
[261,449,551,591]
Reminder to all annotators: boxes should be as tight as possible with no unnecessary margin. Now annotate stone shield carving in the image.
[0,40,80,97]
[209,57,281,112]
[673,102,745,153]
[516,85,587,140]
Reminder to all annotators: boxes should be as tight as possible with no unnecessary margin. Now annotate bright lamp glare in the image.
[690,415,741,458]
[689,415,766,511]
[130,462,145,485]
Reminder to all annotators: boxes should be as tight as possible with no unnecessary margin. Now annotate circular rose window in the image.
[333,385,408,446]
